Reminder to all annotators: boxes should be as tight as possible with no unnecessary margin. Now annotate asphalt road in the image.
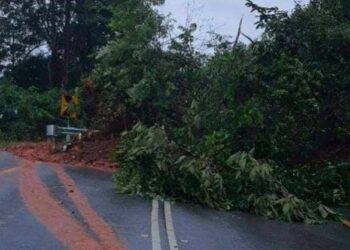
[0,151,349,250]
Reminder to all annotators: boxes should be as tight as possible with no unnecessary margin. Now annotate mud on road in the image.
[3,139,118,172]
[0,151,349,250]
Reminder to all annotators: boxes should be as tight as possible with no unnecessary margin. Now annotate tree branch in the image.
[232,17,243,50]
[241,32,255,44]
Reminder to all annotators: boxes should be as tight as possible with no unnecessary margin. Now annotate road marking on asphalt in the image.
[53,166,125,250]
[19,161,102,250]
[0,167,20,177]
[152,199,162,250]
[164,201,179,250]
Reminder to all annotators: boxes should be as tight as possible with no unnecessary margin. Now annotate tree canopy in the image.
[0,0,113,89]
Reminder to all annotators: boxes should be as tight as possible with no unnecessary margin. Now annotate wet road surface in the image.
[0,151,349,250]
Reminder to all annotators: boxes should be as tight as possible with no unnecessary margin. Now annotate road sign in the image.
[60,95,79,118]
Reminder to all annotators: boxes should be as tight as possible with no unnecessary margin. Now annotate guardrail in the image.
[46,124,95,151]
[46,125,88,137]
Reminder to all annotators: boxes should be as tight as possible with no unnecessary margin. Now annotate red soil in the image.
[54,166,125,249]
[19,160,125,250]
[19,161,104,250]
[4,139,118,172]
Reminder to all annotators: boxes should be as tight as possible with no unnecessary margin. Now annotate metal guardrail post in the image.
[46,124,92,152]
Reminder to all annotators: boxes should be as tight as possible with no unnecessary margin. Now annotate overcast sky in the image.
[158,0,309,45]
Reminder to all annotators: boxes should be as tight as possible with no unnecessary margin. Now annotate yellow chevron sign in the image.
[60,95,79,119]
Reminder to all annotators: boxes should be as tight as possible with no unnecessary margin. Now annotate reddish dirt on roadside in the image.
[4,139,118,172]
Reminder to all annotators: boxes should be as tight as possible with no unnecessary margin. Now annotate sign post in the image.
[60,94,79,145]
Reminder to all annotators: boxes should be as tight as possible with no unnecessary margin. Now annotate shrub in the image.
[0,80,59,141]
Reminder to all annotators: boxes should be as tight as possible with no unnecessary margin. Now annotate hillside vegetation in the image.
[0,0,349,223]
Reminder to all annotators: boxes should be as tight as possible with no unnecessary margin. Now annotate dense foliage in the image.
[0,0,349,223]
[0,80,59,140]
[103,0,349,223]
[0,0,113,89]
[0,0,113,139]
[114,123,339,223]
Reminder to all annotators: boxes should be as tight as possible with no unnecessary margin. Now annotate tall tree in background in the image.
[90,0,167,130]
[0,0,41,70]
[0,0,113,89]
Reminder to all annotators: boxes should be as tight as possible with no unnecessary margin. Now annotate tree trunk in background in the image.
[62,0,73,88]
[48,48,61,89]
[0,0,112,89]
[46,0,60,89]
